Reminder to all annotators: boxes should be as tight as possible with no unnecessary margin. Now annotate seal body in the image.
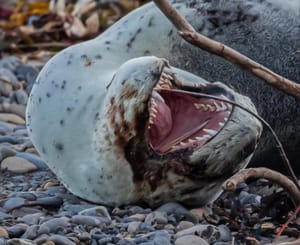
[27,0,298,206]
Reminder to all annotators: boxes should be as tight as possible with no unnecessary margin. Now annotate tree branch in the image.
[153,0,300,99]
[223,168,300,206]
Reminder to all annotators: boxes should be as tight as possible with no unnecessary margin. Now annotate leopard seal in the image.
[26,0,298,206]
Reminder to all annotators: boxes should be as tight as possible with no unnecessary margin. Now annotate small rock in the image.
[7,238,35,245]
[151,230,171,245]
[19,213,44,225]
[79,206,111,220]
[13,90,28,105]
[0,56,21,71]
[0,113,25,125]
[176,221,194,231]
[48,234,77,245]
[1,156,38,174]
[72,215,110,227]
[0,226,9,239]
[1,102,26,118]
[0,146,16,162]
[129,213,146,221]
[176,225,216,238]
[145,211,168,225]
[2,197,26,210]
[189,208,209,222]
[15,65,39,94]
[127,221,141,233]
[175,235,209,245]
[38,217,70,234]
[21,224,39,240]
[0,81,13,97]
[15,152,48,170]
[0,68,19,88]
[6,224,28,238]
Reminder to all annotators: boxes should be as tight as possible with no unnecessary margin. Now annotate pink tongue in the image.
[149,99,172,146]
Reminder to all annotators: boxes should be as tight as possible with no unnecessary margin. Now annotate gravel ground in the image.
[0,55,299,245]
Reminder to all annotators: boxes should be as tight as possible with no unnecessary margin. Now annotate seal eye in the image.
[148,69,233,154]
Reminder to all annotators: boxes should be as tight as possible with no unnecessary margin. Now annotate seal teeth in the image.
[195,135,210,141]
[213,101,228,112]
[218,122,225,127]
[194,103,208,111]
[152,91,165,103]
[203,128,218,136]
[188,139,196,144]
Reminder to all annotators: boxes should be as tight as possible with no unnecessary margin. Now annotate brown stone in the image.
[1,156,38,174]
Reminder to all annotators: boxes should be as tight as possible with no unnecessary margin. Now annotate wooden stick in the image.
[223,168,300,206]
[153,0,300,98]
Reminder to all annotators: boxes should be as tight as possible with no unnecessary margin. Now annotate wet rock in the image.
[15,65,39,94]
[0,67,19,88]
[0,113,25,125]
[151,230,171,245]
[1,102,26,118]
[0,226,9,239]
[127,221,142,233]
[21,224,39,240]
[72,215,110,227]
[0,80,13,96]
[176,224,217,238]
[175,235,209,245]
[48,235,77,245]
[156,202,196,223]
[176,221,195,231]
[6,224,28,238]
[12,90,28,105]
[145,211,168,225]
[0,145,16,161]
[1,156,38,174]
[78,206,111,219]
[38,217,70,234]
[0,56,21,71]
[7,238,35,245]
[2,197,26,211]
[15,152,47,170]
[19,213,44,225]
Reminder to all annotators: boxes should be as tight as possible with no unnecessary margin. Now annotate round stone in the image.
[175,235,209,245]
[1,156,38,174]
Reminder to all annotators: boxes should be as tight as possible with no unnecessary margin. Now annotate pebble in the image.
[1,156,38,174]
[0,145,16,161]
[0,67,19,88]
[78,206,111,219]
[7,238,35,245]
[1,102,26,118]
[12,90,28,105]
[48,235,76,245]
[72,215,110,227]
[145,211,168,225]
[0,113,25,125]
[0,226,9,239]
[175,235,209,245]
[0,80,13,97]
[127,221,141,233]
[0,56,21,71]
[15,152,48,169]
[176,221,195,231]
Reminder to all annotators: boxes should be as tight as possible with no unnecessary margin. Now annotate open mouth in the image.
[148,67,233,155]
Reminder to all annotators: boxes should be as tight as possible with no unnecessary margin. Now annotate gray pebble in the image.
[15,65,39,94]
[175,235,209,245]
[151,230,171,245]
[127,221,141,233]
[31,196,63,208]
[18,213,44,225]
[217,224,232,242]
[0,145,16,161]
[6,224,28,238]
[15,152,48,170]
[38,217,70,234]
[7,238,35,245]
[145,211,168,225]
[0,80,13,97]
[72,215,110,227]
[48,234,76,245]
[78,206,111,220]
[2,197,26,211]
[21,224,39,240]
[0,68,19,88]
[0,56,21,71]
[14,90,28,105]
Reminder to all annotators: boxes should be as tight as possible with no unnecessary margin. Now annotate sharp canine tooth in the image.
[224,117,228,121]
[195,135,210,141]
[188,139,196,143]
[218,122,224,127]
[206,104,215,111]
[203,128,218,136]
[179,142,187,146]
[152,90,165,102]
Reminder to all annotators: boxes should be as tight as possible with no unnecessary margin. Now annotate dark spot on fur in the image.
[38,97,42,103]
[121,80,127,85]
[54,142,64,151]
[127,28,142,51]
[66,107,73,112]
[105,41,111,45]
[46,92,51,98]
[42,146,46,154]
[168,29,173,37]
[94,112,100,121]
[144,50,150,55]
[148,16,154,27]
[95,54,102,59]
[59,120,64,126]
[78,86,82,90]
